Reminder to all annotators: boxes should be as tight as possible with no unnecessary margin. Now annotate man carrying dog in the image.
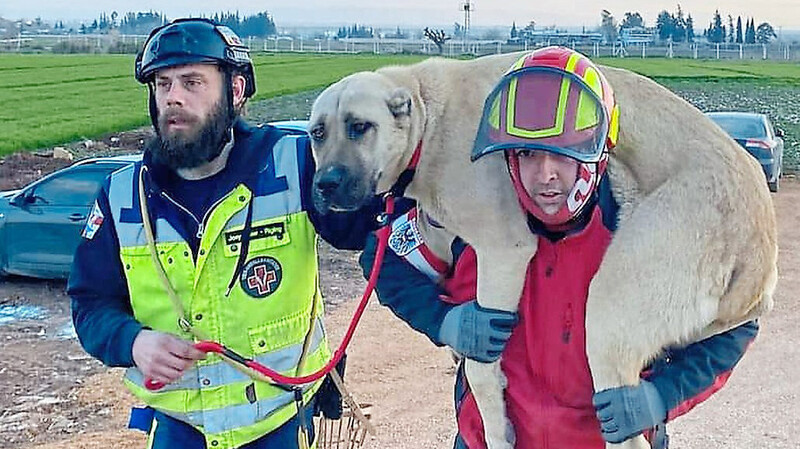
[360,47,758,448]
[69,18,376,449]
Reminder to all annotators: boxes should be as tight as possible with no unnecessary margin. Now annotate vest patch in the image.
[82,201,104,240]
[240,256,283,298]
[389,216,423,257]
[225,222,286,245]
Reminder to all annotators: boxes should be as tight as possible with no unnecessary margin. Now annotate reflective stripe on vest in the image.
[388,208,449,282]
[108,137,304,249]
[108,166,185,247]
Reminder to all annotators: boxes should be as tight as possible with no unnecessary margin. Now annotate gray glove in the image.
[593,380,667,444]
[438,300,518,363]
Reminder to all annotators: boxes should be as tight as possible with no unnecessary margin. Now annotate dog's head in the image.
[308,72,418,214]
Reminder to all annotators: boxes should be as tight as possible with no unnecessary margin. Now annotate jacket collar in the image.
[526,172,618,242]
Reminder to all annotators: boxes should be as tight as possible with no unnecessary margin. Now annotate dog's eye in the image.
[309,124,325,142]
[348,122,373,139]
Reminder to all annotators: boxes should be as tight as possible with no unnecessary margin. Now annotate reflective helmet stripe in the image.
[608,104,620,146]
[503,74,568,139]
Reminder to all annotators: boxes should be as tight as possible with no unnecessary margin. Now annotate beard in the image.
[152,96,233,170]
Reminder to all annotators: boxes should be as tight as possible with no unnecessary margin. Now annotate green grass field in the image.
[0,53,424,155]
[2,53,800,157]
[597,57,800,84]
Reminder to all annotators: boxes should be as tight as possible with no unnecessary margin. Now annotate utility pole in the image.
[16,21,23,52]
[460,1,474,45]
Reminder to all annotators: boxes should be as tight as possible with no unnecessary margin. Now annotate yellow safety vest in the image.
[107,134,330,449]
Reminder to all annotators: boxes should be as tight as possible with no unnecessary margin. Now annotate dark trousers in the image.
[138,407,315,449]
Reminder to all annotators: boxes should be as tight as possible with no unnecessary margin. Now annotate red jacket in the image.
[362,191,758,449]
[445,207,611,449]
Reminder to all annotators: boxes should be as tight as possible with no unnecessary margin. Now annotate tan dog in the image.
[308,52,777,449]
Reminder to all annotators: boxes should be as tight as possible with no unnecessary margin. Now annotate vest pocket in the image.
[121,242,194,330]
[120,241,184,259]
[247,307,315,355]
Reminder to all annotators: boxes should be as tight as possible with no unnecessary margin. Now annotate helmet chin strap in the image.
[222,68,237,144]
[147,84,160,136]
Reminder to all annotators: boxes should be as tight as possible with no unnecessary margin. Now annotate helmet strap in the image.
[506,152,598,232]
[147,84,160,137]
[221,68,237,147]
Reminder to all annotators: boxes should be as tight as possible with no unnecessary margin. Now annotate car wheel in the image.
[768,178,779,193]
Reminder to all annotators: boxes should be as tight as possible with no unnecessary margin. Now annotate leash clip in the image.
[375,212,389,227]
[375,192,396,227]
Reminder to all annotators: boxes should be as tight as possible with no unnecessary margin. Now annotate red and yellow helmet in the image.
[472,47,620,228]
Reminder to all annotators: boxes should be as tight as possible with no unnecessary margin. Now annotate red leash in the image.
[145,196,396,390]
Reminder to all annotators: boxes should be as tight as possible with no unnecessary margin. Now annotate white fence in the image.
[2,33,799,61]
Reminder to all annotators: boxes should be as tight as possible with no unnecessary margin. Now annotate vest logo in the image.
[240,256,282,298]
[389,217,423,257]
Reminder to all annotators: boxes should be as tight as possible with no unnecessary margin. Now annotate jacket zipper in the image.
[160,191,230,240]
[196,194,230,240]
[160,192,203,237]
[562,303,573,343]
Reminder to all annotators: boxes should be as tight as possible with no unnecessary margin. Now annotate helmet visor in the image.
[472,66,610,164]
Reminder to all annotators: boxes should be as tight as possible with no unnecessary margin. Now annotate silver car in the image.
[706,112,785,192]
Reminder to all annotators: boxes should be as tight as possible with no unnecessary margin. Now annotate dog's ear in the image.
[387,88,412,118]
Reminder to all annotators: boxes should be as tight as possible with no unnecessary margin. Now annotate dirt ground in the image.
[0,150,798,448]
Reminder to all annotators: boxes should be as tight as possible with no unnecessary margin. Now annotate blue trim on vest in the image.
[296,135,312,213]
[119,164,143,224]
[244,127,290,197]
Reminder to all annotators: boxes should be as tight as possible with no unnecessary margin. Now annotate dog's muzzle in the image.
[313,165,374,213]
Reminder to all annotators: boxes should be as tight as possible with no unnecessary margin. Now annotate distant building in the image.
[619,27,657,45]
[0,17,17,38]
[509,27,603,46]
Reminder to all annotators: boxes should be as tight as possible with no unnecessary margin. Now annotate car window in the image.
[763,119,775,140]
[31,164,123,207]
[710,116,767,139]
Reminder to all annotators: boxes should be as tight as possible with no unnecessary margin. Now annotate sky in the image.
[3,1,800,30]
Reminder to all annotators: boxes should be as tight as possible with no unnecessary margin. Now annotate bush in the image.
[51,40,98,54]
[107,40,141,54]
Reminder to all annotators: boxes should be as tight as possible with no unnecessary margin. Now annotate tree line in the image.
[336,24,375,39]
[69,10,276,37]
[703,10,776,44]
[596,7,776,45]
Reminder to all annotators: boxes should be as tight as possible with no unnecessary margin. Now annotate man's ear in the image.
[387,88,412,118]
[232,74,247,108]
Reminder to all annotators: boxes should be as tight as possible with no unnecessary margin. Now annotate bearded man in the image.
[68,18,376,449]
